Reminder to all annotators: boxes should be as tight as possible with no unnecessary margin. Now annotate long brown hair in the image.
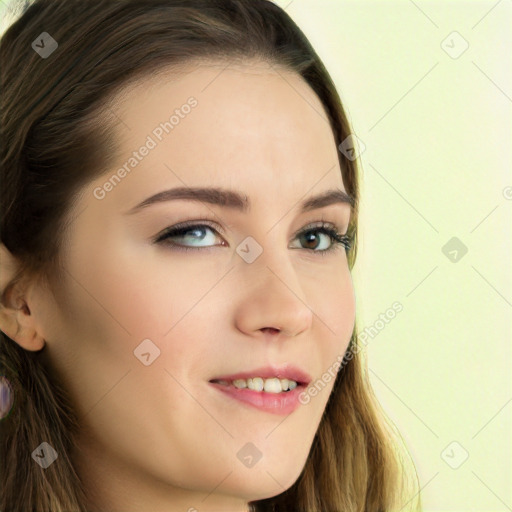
[0,1,421,510]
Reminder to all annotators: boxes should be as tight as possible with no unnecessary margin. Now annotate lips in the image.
[209,364,312,386]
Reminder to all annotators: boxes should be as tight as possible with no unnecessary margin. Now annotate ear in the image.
[0,243,45,351]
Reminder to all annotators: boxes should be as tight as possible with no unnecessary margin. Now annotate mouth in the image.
[208,365,312,394]
[208,365,311,415]
[209,377,305,393]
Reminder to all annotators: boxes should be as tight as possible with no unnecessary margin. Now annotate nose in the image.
[233,261,313,340]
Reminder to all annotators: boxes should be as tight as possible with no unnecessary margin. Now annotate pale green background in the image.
[279,1,511,511]
[1,1,510,511]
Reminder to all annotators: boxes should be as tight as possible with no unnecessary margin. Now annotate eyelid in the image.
[161,219,226,235]
[153,217,348,243]
[298,219,347,234]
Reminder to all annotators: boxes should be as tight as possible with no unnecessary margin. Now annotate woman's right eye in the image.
[154,223,223,252]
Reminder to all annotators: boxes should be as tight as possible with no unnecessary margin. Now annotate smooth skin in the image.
[0,59,356,512]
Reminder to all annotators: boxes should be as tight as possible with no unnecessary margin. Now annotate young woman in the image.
[0,1,421,510]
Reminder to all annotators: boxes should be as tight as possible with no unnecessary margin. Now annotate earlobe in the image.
[0,301,46,352]
[0,244,46,352]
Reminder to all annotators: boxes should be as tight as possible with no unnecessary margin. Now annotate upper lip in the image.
[209,364,312,385]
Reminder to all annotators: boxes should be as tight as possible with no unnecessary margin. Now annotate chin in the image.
[233,466,302,502]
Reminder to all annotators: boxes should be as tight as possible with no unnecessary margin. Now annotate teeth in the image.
[250,378,263,391]
[229,377,298,393]
[264,378,282,393]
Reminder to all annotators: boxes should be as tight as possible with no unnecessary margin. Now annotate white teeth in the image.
[229,377,298,393]
[247,377,264,391]
[264,378,281,393]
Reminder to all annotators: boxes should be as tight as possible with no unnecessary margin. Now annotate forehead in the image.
[113,59,336,152]
[87,59,346,212]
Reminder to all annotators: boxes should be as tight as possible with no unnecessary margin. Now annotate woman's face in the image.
[31,60,356,511]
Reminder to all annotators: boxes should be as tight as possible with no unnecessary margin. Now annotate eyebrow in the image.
[124,186,355,215]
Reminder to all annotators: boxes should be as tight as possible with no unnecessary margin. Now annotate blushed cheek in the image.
[320,270,356,360]
[103,270,219,379]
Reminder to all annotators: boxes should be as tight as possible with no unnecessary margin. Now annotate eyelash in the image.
[153,220,352,255]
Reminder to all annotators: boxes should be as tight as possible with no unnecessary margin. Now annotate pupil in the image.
[303,232,318,249]
[188,228,206,239]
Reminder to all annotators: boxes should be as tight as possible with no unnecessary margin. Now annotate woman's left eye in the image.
[153,221,352,255]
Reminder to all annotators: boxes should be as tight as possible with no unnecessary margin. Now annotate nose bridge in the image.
[233,231,313,337]
[238,225,300,291]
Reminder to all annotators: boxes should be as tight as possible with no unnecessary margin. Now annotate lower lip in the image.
[208,381,305,415]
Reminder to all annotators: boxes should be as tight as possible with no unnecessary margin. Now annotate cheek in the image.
[312,265,356,351]
[111,259,227,378]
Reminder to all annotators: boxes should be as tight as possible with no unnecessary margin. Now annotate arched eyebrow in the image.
[124,186,354,215]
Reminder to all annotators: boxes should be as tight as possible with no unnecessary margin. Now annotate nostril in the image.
[261,327,280,334]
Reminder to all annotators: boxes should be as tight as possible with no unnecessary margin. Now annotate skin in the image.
[0,59,356,512]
